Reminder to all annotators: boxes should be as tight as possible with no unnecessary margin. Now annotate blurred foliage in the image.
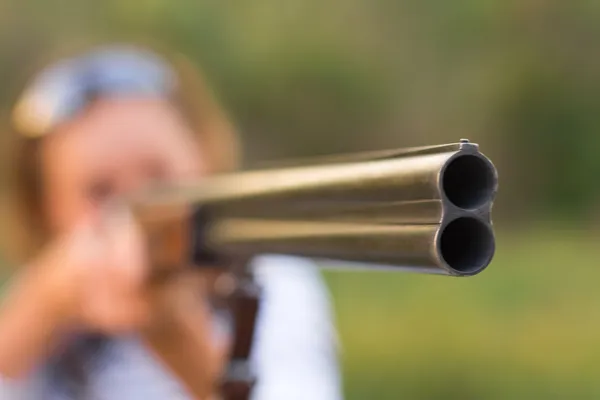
[1,0,600,398]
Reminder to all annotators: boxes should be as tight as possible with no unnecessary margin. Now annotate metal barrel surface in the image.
[132,140,498,277]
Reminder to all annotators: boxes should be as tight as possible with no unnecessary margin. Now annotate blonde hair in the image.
[2,43,242,265]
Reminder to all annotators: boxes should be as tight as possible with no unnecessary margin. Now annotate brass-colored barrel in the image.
[191,199,444,225]
[136,142,497,219]
[131,140,498,278]
[200,216,494,276]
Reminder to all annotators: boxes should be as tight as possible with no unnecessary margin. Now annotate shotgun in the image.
[131,139,498,399]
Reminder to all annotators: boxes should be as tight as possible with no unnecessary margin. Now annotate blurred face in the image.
[41,97,206,234]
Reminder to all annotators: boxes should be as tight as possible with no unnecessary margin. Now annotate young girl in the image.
[0,45,342,399]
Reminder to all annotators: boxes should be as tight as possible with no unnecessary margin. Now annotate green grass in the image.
[324,228,600,399]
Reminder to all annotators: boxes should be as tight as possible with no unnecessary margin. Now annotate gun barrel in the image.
[132,141,498,277]
[202,216,494,276]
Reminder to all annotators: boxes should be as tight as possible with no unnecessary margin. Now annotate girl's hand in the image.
[32,205,231,398]
[0,206,157,378]
[36,206,151,334]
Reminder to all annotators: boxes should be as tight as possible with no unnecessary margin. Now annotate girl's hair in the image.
[2,41,241,265]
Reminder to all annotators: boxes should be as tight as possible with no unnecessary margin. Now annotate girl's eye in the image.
[87,179,115,203]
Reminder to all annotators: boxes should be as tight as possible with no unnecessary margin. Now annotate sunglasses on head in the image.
[12,45,178,138]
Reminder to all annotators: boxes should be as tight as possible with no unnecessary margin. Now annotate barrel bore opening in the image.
[440,217,494,274]
[442,155,496,209]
